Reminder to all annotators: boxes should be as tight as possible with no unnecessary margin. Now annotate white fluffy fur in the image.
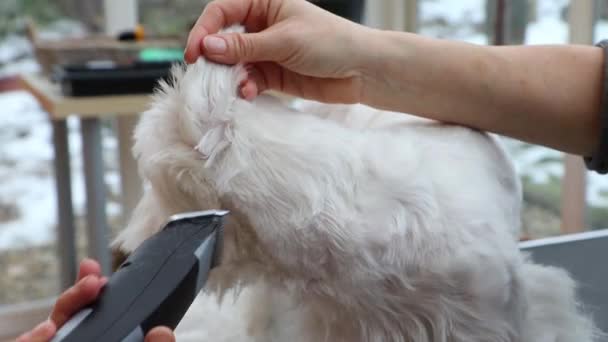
[112,26,599,342]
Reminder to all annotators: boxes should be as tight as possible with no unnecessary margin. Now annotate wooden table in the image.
[19,73,150,287]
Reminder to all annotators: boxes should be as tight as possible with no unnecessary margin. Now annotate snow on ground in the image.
[0,35,39,78]
[420,0,488,44]
[525,0,569,44]
[0,90,122,249]
[2,0,608,249]
[0,91,54,248]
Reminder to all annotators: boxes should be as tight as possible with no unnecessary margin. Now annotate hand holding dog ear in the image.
[185,0,372,104]
[16,259,175,342]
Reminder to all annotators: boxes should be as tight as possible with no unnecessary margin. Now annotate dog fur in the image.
[112,26,598,342]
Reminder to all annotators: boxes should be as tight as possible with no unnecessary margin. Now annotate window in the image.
[419,0,608,239]
[0,0,123,308]
[138,0,209,38]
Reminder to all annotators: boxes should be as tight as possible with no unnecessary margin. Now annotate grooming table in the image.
[520,229,608,332]
[19,73,149,286]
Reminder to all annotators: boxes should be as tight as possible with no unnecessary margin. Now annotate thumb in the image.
[202,31,279,65]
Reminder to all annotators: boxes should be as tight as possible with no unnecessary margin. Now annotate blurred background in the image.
[1,0,607,339]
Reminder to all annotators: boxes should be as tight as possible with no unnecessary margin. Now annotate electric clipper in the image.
[51,209,228,341]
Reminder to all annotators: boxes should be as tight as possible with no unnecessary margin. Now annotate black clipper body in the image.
[51,209,228,342]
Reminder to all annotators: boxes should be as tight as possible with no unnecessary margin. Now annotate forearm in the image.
[360,29,604,156]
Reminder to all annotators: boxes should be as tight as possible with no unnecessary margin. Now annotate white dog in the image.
[112,26,598,342]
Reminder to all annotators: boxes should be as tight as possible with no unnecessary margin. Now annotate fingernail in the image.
[100,277,109,287]
[204,36,227,54]
[82,274,96,286]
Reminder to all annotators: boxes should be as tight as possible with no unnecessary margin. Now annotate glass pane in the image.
[525,0,570,44]
[0,90,61,305]
[138,0,208,38]
[420,0,572,240]
[419,0,489,44]
[517,0,573,239]
[588,0,608,231]
[0,0,108,306]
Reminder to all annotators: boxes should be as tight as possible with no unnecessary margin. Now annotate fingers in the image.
[185,0,258,63]
[244,62,362,103]
[244,62,273,95]
[184,22,209,64]
[145,327,176,342]
[49,274,107,328]
[77,258,101,282]
[202,31,280,65]
[240,79,260,101]
[15,259,106,342]
[15,320,56,342]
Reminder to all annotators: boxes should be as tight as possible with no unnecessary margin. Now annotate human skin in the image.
[185,0,604,157]
[16,259,175,342]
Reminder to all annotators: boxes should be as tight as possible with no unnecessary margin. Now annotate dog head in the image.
[112,28,249,254]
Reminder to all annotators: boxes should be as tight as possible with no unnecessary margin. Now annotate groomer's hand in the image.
[16,259,175,342]
[185,0,374,103]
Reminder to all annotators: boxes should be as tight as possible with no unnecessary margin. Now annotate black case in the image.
[52,61,173,97]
